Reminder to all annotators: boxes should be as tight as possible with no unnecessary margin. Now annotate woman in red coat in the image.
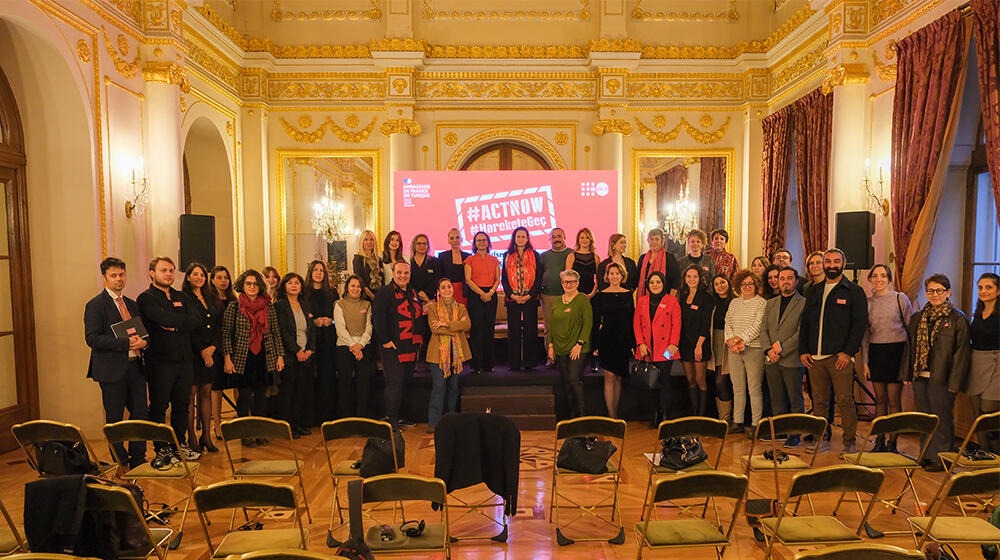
[634,271,682,428]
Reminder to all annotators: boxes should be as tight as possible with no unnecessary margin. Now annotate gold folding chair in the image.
[103,420,198,549]
[741,414,828,514]
[641,416,728,521]
[760,465,885,560]
[194,481,308,559]
[359,474,450,560]
[11,420,117,478]
[320,418,401,546]
[836,412,938,537]
[907,466,1000,550]
[84,482,174,560]
[940,411,1000,474]
[548,416,627,546]
[0,497,25,555]
[791,543,924,559]
[220,417,312,524]
[634,471,748,560]
[240,551,350,560]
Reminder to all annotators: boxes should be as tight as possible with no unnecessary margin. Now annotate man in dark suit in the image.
[138,256,199,467]
[84,257,148,468]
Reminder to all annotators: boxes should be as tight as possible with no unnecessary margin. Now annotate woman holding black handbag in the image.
[633,271,681,428]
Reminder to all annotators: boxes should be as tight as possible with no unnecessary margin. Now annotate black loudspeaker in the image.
[835,211,875,270]
[179,214,215,270]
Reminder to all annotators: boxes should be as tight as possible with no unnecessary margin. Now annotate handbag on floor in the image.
[556,436,616,474]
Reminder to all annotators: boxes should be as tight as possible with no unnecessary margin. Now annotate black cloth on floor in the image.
[433,412,521,516]
[24,474,89,553]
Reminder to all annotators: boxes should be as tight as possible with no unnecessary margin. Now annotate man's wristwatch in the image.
[576,340,585,346]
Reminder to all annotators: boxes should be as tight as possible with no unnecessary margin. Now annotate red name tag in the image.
[126,327,136,335]
[563,307,572,313]
[836,299,846,305]
[360,309,367,314]
[690,304,699,310]
[173,301,183,307]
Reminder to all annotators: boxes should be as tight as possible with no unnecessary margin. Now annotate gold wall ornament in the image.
[427,44,587,58]
[226,120,234,136]
[592,118,633,136]
[871,0,912,28]
[588,38,644,53]
[632,0,739,22]
[554,131,569,145]
[446,128,567,170]
[271,0,382,22]
[443,132,458,145]
[144,0,167,30]
[380,118,421,136]
[103,28,141,79]
[415,80,595,100]
[108,0,141,24]
[634,116,731,144]
[369,37,427,52]
[770,42,827,94]
[652,114,666,128]
[391,78,408,94]
[117,35,129,56]
[280,115,378,143]
[77,39,92,63]
[873,52,896,81]
[821,63,869,94]
[627,76,742,100]
[831,12,843,34]
[298,114,313,128]
[268,78,386,100]
[345,114,360,128]
[605,78,622,94]
[699,114,713,128]
[142,61,191,92]
[421,0,591,21]
[844,4,868,33]
[184,40,240,92]
[330,116,378,142]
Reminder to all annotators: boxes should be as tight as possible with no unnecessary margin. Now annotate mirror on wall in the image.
[633,150,733,256]
[278,152,378,285]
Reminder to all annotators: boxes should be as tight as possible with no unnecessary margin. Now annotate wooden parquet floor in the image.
[0,420,986,560]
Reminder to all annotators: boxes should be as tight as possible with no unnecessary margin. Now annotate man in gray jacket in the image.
[761,267,806,447]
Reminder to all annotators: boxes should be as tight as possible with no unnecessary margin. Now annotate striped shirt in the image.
[724,295,767,348]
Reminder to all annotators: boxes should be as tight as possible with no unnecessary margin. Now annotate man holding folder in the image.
[760,266,805,447]
[84,257,149,468]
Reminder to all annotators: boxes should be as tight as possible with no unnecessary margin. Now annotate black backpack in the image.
[34,441,99,476]
[359,433,405,478]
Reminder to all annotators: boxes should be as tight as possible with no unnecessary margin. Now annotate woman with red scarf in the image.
[223,269,284,446]
[501,226,542,371]
[637,228,681,298]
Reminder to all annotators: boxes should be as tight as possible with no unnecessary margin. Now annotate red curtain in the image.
[793,89,833,256]
[760,105,794,259]
[656,165,689,227]
[699,157,726,232]
[891,10,971,300]
[972,0,1000,218]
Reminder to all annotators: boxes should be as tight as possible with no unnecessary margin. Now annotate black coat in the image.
[273,298,317,355]
[437,249,472,284]
[905,306,972,392]
[24,475,88,554]
[137,284,195,363]
[799,276,868,357]
[84,291,142,383]
[409,254,441,300]
[433,412,520,516]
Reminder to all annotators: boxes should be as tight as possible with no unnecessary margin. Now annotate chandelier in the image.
[663,180,698,242]
[312,188,347,243]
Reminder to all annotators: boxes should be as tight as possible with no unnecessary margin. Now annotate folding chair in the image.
[240,551,349,560]
[320,418,401,546]
[11,420,117,478]
[0,497,25,555]
[907,466,1000,551]
[791,543,924,559]
[939,411,1000,475]
[741,414,828,514]
[760,465,885,560]
[634,471,748,560]
[641,416,728,521]
[103,420,198,549]
[84,482,174,560]
[193,481,308,559]
[220,417,312,523]
[359,474,450,560]
[548,416,627,546]
[836,412,938,537]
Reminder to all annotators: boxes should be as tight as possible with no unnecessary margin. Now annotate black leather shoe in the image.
[200,436,218,453]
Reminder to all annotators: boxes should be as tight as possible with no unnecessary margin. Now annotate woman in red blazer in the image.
[634,271,682,428]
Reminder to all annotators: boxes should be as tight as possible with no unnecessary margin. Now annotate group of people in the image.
[84,224,999,472]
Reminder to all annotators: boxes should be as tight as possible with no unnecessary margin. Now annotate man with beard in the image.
[138,256,200,467]
[799,249,868,454]
[539,228,572,368]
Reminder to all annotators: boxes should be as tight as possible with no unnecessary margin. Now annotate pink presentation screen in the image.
[393,170,619,254]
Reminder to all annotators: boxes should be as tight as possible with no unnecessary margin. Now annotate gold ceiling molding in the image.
[632,0,738,23]
[380,118,422,136]
[873,41,897,81]
[769,42,826,94]
[627,76,742,100]
[870,0,913,28]
[821,62,869,94]
[634,116,730,144]
[445,128,567,170]
[370,37,428,52]
[143,60,191,92]
[271,0,382,22]
[103,27,141,79]
[185,40,240,92]
[279,115,378,143]
[421,0,591,21]
[427,44,587,58]
[415,79,595,100]
[588,38,644,53]
[107,0,141,24]
[268,79,386,100]
[592,118,633,136]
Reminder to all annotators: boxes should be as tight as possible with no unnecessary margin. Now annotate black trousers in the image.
[336,345,373,418]
[278,353,315,429]
[467,288,497,371]
[99,360,148,466]
[913,379,956,459]
[146,360,193,449]
[380,347,415,426]
[556,353,588,419]
[313,342,337,424]
[506,300,538,370]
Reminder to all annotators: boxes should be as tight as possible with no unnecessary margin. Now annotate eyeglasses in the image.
[741,281,756,288]
[926,288,948,295]
[244,281,258,287]
[561,280,579,285]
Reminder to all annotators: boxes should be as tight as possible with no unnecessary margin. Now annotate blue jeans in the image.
[428,363,460,428]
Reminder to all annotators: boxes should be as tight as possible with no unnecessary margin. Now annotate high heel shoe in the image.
[200,436,219,453]
[214,428,223,441]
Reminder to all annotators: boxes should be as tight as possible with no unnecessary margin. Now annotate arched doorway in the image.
[0,63,38,449]
[460,141,552,171]
[182,117,235,270]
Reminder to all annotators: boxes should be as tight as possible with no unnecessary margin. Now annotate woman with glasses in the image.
[409,233,440,370]
[464,231,501,374]
[904,274,971,471]
[725,269,767,435]
[546,270,593,419]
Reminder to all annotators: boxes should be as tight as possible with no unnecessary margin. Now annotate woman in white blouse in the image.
[725,269,768,434]
[334,275,374,418]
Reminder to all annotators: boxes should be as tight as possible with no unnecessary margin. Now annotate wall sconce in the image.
[864,158,890,217]
[125,158,149,219]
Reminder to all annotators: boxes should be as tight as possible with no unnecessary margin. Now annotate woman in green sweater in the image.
[546,269,593,419]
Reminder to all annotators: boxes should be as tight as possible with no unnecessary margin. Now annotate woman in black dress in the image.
[565,227,599,299]
[352,229,383,301]
[437,227,472,307]
[678,265,714,416]
[709,274,736,430]
[303,260,339,424]
[208,265,234,440]
[183,262,219,453]
[593,262,634,418]
[409,233,440,369]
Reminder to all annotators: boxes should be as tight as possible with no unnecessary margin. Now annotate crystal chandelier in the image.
[312,187,347,243]
[663,180,698,243]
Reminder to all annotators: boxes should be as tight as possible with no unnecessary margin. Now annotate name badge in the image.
[690,304,699,310]
[836,299,846,305]
[127,327,136,335]
[563,307,572,313]
[360,309,368,314]
[944,322,950,327]
[427,269,434,273]
[173,301,183,307]
[658,303,666,308]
